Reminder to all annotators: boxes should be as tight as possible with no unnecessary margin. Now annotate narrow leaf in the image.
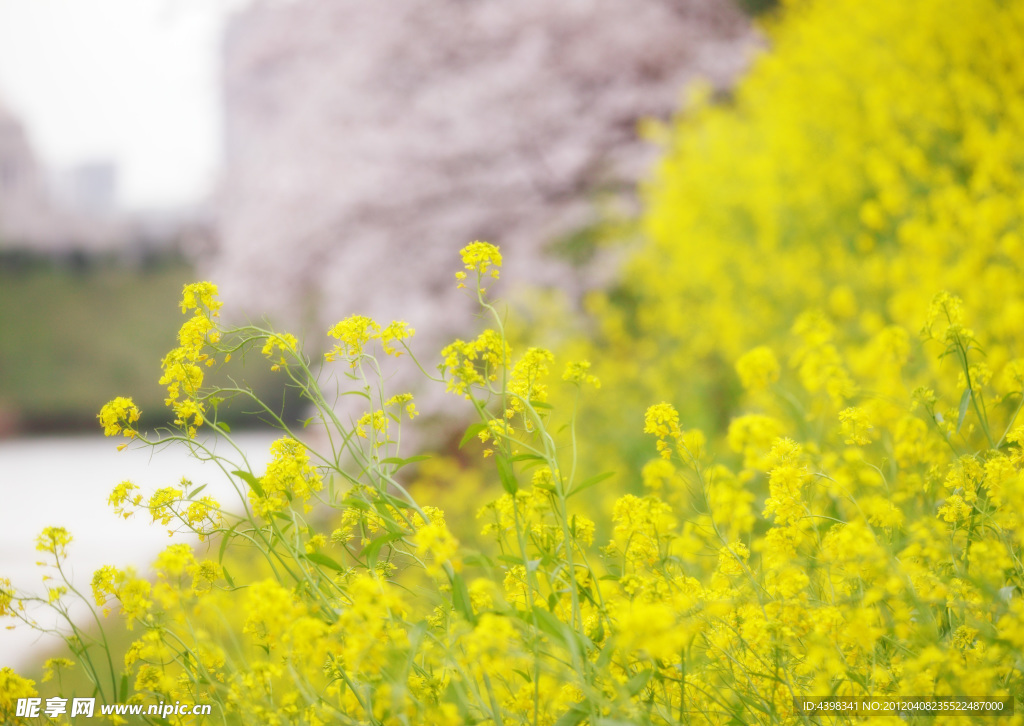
[219,521,242,563]
[403,621,427,679]
[305,552,345,572]
[496,455,518,494]
[451,573,477,624]
[594,641,615,670]
[554,702,589,726]
[232,470,264,498]
[531,606,569,644]
[215,421,231,433]
[462,553,494,568]
[364,532,404,568]
[380,454,431,468]
[459,423,488,449]
[568,471,615,499]
[626,669,654,696]
[957,388,971,433]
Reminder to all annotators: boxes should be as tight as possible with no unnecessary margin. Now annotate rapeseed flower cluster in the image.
[158,282,223,437]
[325,315,415,367]
[456,240,502,290]
[249,437,323,519]
[440,329,511,399]
[96,396,140,440]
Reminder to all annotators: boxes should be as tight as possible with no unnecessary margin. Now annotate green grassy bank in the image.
[0,259,300,433]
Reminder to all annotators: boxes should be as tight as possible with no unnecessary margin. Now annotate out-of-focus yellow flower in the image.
[735,346,780,391]
[562,359,601,388]
[35,527,72,559]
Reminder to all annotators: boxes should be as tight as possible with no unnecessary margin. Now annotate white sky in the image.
[0,0,247,211]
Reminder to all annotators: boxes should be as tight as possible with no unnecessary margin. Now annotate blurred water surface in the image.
[0,431,276,669]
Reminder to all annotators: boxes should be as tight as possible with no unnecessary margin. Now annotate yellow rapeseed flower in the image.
[458,240,502,284]
[97,396,141,439]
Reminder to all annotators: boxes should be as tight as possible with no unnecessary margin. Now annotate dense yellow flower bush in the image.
[579,0,1024,451]
[4,0,1024,723]
[560,0,1024,719]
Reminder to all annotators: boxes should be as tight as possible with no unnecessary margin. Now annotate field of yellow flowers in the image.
[4,0,1024,723]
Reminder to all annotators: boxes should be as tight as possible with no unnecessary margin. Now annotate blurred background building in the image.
[0,100,128,256]
[0,97,207,262]
[50,160,118,218]
[0,101,48,240]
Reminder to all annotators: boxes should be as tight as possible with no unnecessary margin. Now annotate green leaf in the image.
[568,471,615,499]
[626,669,654,696]
[459,423,488,449]
[451,573,477,625]
[383,497,415,510]
[119,673,129,701]
[305,552,345,572]
[215,421,231,433]
[364,532,404,568]
[594,641,615,670]
[518,459,546,475]
[496,455,518,494]
[219,521,243,563]
[530,400,554,410]
[302,417,315,429]
[402,621,427,680]
[407,620,427,652]
[511,453,544,463]
[957,388,971,433]
[462,553,494,568]
[531,606,566,640]
[232,470,264,498]
[188,483,208,498]
[380,454,431,468]
[222,566,235,588]
[554,702,590,726]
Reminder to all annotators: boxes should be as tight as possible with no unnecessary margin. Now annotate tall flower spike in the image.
[179,282,223,317]
[457,241,502,288]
